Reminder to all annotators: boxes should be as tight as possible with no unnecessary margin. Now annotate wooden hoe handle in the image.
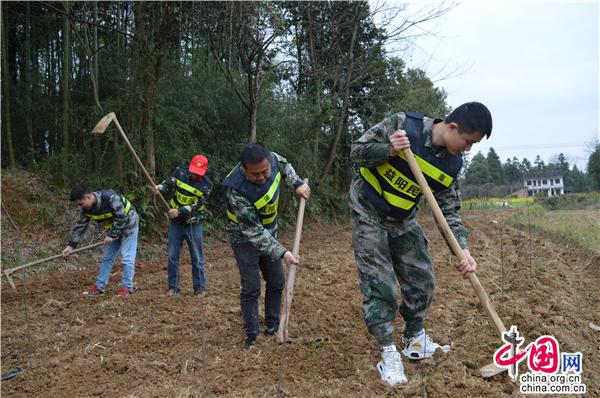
[402,148,506,337]
[3,241,105,289]
[93,113,170,210]
[110,115,170,210]
[277,178,309,343]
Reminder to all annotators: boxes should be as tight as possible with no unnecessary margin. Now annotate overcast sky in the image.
[386,0,599,170]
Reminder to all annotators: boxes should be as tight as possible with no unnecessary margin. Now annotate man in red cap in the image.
[153,154,213,296]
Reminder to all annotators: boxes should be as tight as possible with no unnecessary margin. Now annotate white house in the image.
[524,173,564,197]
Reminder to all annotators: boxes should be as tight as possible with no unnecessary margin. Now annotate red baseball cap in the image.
[189,154,208,176]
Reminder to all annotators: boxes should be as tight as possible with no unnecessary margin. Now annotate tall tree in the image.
[569,165,588,192]
[464,152,491,185]
[533,155,545,171]
[202,2,287,143]
[486,147,504,184]
[321,1,363,178]
[62,1,71,157]
[133,2,179,177]
[503,157,523,186]
[520,158,532,175]
[24,3,35,162]
[1,4,16,169]
[587,143,600,191]
[557,153,569,175]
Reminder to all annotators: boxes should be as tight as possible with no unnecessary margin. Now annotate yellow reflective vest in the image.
[360,112,463,221]
[168,167,210,212]
[222,155,282,227]
[82,189,132,229]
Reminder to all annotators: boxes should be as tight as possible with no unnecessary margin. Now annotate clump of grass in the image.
[535,192,600,210]
[508,206,600,253]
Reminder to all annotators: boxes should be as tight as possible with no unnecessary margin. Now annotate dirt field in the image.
[1,209,599,397]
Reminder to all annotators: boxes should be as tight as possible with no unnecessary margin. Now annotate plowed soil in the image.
[2,209,599,397]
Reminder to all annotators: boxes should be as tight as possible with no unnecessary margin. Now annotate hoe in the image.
[402,147,508,378]
[277,178,309,343]
[92,112,170,210]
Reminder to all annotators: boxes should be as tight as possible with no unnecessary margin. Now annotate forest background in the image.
[2,1,599,235]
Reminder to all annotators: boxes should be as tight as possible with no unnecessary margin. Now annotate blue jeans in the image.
[168,221,206,291]
[96,225,138,291]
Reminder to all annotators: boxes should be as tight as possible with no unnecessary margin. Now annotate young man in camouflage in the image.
[349,102,492,385]
[62,187,139,297]
[222,143,310,349]
[153,154,213,297]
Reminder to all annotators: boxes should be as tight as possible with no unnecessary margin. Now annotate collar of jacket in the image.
[423,117,451,159]
[91,191,104,211]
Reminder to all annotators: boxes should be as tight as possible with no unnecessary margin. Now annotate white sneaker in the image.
[376,345,408,386]
[402,329,450,360]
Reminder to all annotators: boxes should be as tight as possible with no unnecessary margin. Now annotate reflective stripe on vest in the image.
[85,197,132,229]
[359,112,462,220]
[397,151,454,188]
[226,172,281,225]
[227,209,278,225]
[169,179,205,209]
[359,167,415,210]
[254,172,281,209]
[360,154,452,212]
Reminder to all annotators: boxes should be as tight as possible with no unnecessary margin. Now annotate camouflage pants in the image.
[351,210,435,347]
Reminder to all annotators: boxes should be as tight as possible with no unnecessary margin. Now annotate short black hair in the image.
[240,142,272,167]
[69,186,92,202]
[445,102,493,138]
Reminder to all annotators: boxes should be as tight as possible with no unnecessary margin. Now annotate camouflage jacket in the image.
[68,190,139,248]
[225,152,304,259]
[349,112,469,249]
[157,166,213,224]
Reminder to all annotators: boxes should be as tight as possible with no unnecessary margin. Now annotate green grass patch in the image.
[535,192,600,210]
[508,206,600,253]
[463,196,533,210]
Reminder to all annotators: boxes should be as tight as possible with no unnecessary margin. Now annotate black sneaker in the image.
[244,333,257,350]
[264,325,278,336]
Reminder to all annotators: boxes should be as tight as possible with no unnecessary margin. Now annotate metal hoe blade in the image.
[480,362,506,378]
[92,112,116,134]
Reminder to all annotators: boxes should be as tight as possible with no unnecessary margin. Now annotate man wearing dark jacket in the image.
[222,143,310,349]
[153,154,213,297]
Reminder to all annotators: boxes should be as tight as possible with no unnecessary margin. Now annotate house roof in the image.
[524,171,563,179]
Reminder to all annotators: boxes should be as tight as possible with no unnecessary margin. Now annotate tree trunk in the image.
[113,2,124,185]
[91,1,101,109]
[306,4,321,159]
[141,70,158,177]
[321,6,360,178]
[25,3,35,162]
[62,1,71,156]
[135,2,167,179]
[51,33,58,153]
[93,1,98,86]
[248,65,259,143]
[1,5,16,168]
[249,99,257,144]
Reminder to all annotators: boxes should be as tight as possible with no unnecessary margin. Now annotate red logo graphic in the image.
[493,325,560,380]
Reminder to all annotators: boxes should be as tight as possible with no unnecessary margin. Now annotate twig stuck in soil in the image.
[84,342,106,353]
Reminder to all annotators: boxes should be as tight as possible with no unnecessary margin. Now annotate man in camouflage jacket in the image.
[349,102,493,385]
[62,186,139,297]
[222,142,310,349]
